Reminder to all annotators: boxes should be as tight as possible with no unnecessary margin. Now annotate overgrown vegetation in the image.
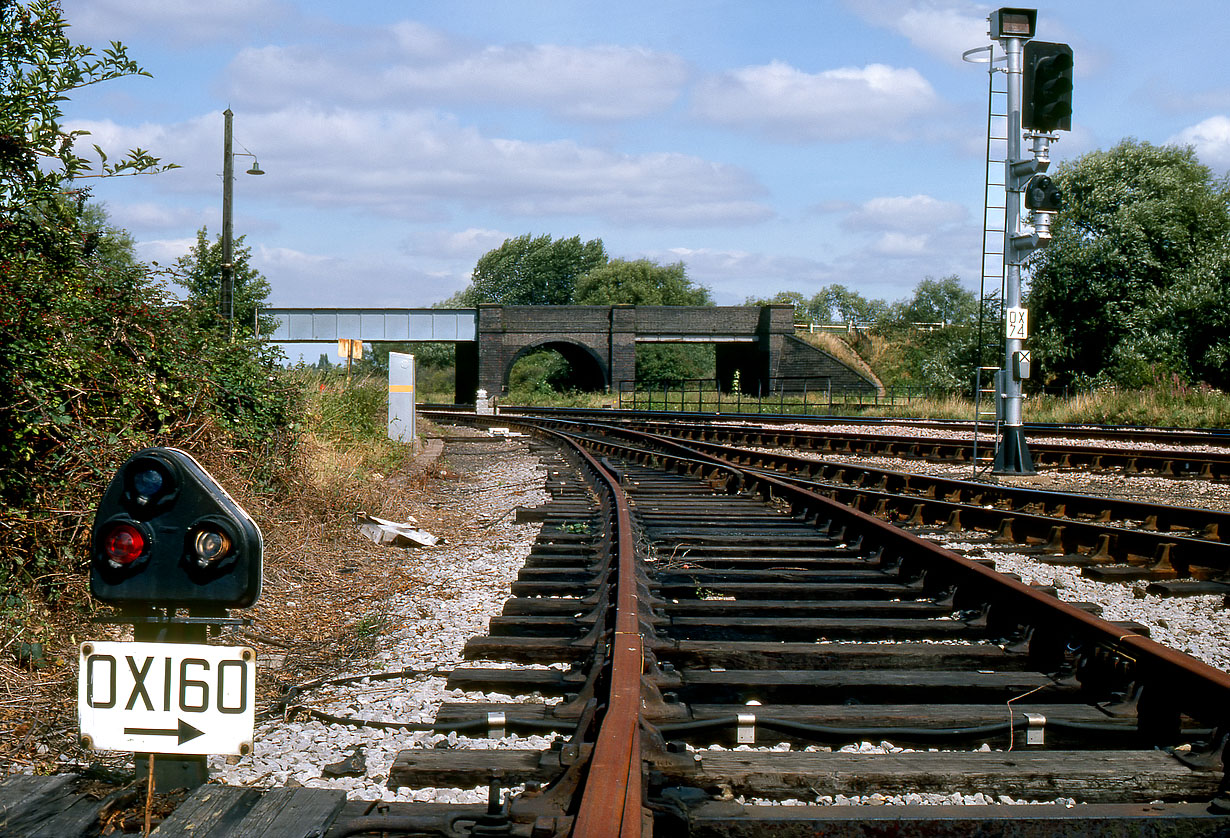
[300,370,406,475]
[0,1,302,651]
[499,375,1230,428]
[751,275,991,392]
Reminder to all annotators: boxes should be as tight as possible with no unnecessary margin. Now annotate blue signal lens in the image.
[132,468,164,499]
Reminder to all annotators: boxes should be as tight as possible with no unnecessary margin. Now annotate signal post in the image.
[82,447,263,791]
[988,8,1072,474]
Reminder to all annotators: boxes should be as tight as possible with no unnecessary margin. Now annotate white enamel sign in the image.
[78,641,256,756]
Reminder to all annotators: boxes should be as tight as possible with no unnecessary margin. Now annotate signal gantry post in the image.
[986,8,1072,474]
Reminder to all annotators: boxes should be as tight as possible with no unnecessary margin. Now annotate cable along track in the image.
[414,416,1230,837]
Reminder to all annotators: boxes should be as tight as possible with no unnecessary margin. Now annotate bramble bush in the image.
[0,0,302,630]
[0,207,302,609]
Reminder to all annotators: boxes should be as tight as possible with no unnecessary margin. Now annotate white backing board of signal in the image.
[78,640,256,756]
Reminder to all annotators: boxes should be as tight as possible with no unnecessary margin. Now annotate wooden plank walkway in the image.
[0,775,347,838]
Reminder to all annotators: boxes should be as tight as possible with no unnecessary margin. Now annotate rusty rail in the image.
[565,421,1230,735]
[562,441,646,837]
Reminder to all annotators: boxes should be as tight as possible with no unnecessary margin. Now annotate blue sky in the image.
[60,1,1230,316]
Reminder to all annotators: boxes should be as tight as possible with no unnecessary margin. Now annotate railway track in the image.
[525,417,1230,595]
[418,416,1230,834]
[7,415,1230,836]
[446,406,1230,483]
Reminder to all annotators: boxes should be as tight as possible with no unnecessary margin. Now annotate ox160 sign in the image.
[78,641,256,756]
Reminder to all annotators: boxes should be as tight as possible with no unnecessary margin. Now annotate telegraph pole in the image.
[221,109,235,336]
[219,110,264,340]
[986,9,1072,474]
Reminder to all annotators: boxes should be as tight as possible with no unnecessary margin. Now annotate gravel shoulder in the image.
[206,429,551,801]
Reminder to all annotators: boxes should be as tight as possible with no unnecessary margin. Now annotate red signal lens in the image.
[103,523,146,565]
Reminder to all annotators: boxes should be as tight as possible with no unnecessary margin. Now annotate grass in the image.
[305,371,411,476]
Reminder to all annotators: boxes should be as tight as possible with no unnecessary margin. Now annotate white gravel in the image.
[935,533,1230,672]
[209,437,552,802]
[766,420,1230,457]
[776,447,1230,673]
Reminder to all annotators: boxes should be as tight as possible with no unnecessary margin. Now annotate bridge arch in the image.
[506,338,608,392]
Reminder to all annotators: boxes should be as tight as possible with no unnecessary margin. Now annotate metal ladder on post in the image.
[970,43,1008,474]
[972,366,1001,473]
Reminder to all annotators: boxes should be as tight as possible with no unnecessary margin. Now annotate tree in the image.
[0,0,176,213]
[894,275,977,326]
[1,0,177,502]
[744,290,811,321]
[825,285,890,324]
[573,258,712,306]
[174,226,274,335]
[468,233,607,305]
[1028,139,1230,387]
[0,2,294,612]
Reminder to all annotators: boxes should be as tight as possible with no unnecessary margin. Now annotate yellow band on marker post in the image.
[388,384,415,393]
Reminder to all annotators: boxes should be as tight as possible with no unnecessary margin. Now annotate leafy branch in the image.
[0,0,177,202]
[78,144,181,179]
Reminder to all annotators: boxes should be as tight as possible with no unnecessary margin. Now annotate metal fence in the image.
[615,378,1099,416]
[616,378,952,415]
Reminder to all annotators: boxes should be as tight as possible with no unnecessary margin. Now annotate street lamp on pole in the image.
[220,108,264,339]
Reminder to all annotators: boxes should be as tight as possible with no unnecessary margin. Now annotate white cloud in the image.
[70,106,773,228]
[692,61,940,142]
[133,237,196,267]
[871,231,930,257]
[1168,115,1230,172]
[101,202,211,234]
[835,194,972,267]
[659,247,839,303]
[405,228,513,260]
[381,43,688,120]
[389,21,462,62]
[843,0,990,64]
[251,245,469,307]
[65,0,293,45]
[843,194,967,232]
[225,34,687,121]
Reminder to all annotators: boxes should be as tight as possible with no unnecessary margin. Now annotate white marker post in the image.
[388,352,416,442]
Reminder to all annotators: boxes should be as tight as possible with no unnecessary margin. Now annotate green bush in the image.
[0,208,301,607]
[0,1,305,650]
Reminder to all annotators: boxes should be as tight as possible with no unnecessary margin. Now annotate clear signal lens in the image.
[193,528,232,566]
[104,524,145,565]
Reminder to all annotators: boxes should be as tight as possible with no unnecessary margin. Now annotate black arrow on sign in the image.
[124,719,205,745]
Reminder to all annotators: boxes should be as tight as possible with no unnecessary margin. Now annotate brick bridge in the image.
[266,303,880,402]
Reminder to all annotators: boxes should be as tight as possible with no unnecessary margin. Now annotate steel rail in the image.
[615,418,1230,479]
[494,414,1230,564]
[458,405,1230,448]
[423,412,1230,825]
[485,415,1230,587]
[627,430,1230,580]
[462,408,1230,481]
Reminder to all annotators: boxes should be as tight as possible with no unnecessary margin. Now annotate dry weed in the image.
[0,419,455,778]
